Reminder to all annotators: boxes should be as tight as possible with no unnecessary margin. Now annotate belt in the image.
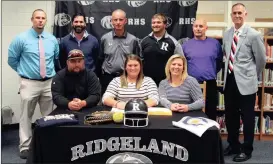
[21,76,52,81]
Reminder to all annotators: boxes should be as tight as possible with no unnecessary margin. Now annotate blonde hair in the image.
[152,13,167,24]
[165,54,188,82]
[120,54,144,89]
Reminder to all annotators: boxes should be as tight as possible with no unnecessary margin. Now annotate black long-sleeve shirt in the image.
[51,68,101,109]
[140,32,184,86]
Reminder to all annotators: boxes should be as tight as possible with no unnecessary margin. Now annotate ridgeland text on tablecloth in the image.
[70,137,188,162]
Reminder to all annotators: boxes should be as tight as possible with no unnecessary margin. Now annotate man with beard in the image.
[8,9,59,159]
[59,13,99,73]
[51,49,101,110]
[96,9,140,95]
[140,13,184,86]
[182,19,223,121]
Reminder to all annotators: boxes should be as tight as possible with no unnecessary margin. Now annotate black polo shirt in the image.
[140,32,184,85]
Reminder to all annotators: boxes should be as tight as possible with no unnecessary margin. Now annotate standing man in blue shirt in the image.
[8,9,59,159]
[59,13,99,73]
[182,19,223,121]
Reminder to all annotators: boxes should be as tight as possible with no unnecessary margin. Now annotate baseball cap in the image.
[67,49,84,60]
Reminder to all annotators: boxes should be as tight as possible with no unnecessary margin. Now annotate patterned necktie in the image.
[39,35,46,78]
[228,31,239,74]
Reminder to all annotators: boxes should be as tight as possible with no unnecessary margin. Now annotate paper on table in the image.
[111,107,172,116]
[148,107,172,115]
[172,116,220,137]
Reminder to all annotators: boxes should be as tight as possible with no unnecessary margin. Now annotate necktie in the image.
[39,35,46,78]
[228,31,239,74]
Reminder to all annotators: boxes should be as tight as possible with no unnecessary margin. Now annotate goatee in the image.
[73,26,85,34]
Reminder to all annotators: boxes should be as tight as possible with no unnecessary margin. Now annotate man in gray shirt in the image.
[96,9,139,95]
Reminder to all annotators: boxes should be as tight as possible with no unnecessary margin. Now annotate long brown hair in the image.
[120,54,144,89]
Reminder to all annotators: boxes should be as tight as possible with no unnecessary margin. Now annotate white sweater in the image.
[102,76,159,104]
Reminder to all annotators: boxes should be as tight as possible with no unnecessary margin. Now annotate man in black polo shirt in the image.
[140,13,184,86]
[96,9,140,95]
[51,49,101,110]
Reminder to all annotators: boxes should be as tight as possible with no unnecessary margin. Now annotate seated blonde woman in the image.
[102,54,159,109]
[159,54,204,112]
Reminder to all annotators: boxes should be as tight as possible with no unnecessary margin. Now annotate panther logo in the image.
[54,13,71,27]
[101,15,113,29]
[106,152,153,164]
[177,0,197,7]
[126,1,147,7]
[166,16,172,28]
[77,1,95,5]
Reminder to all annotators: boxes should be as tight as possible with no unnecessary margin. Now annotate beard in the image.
[68,67,84,76]
[73,26,85,34]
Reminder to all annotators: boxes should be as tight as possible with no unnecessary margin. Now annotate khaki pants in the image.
[19,78,53,152]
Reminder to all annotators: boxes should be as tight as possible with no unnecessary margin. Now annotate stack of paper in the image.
[111,107,172,116]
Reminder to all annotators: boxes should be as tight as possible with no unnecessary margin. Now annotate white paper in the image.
[172,116,220,137]
[148,107,171,112]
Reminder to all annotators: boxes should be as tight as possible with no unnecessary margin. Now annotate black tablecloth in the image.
[27,106,224,164]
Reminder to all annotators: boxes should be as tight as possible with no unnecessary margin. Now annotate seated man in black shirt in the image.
[51,49,101,110]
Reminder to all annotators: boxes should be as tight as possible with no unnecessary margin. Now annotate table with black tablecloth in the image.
[27,106,224,164]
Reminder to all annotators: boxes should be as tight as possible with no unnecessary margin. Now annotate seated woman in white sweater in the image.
[159,54,204,112]
[102,54,159,109]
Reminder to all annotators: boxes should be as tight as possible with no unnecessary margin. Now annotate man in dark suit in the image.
[222,3,266,162]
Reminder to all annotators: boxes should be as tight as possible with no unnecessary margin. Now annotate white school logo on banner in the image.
[101,16,113,29]
[166,16,173,28]
[178,0,197,7]
[77,1,95,5]
[126,1,147,7]
[54,13,71,27]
